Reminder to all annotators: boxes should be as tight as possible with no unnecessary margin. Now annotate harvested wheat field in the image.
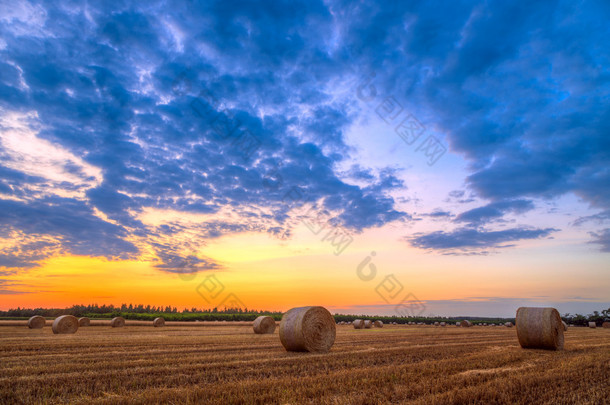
[0,324,608,404]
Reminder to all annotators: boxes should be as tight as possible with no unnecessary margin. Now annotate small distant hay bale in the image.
[153,317,165,328]
[588,322,596,328]
[27,316,45,329]
[516,307,564,350]
[460,320,472,327]
[483,323,487,326]
[562,321,568,331]
[505,322,513,327]
[373,320,383,328]
[110,317,125,328]
[440,322,446,327]
[364,320,373,329]
[353,319,364,329]
[434,322,439,326]
[602,322,610,329]
[279,306,336,353]
[253,316,275,334]
[52,315,79,334]
[78,317,90,327]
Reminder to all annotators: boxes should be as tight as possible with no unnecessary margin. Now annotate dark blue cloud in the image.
[454,200,534,226]
[330,0,610,251]
[1,0,608,273]
[0,198,138,261]
[408,227,558,252]
[589,229,610,252]
[0,0,413,272]
[423,210,453,218]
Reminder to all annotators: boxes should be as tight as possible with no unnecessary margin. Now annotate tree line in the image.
[1,304,608,325]
[0,303,282,319]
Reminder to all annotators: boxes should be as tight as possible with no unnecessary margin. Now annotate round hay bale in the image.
[440,322,446,327]
[279,306,336,353]
[52,315,79,334]
[78,317,90,327]
[27,316,46,329]
[460,320,472,327]
[588,321,596,328]
[561,321,568,331]
[505,322,513,327]
[253,316,275,334]
[373,320,383,328]
[602,322,610,329]
[516,307,564,350]
[434,321,439,326]
[353,319,364,329]
[153,317,165,328]
[364,320,372,329]
[110,317,125,328]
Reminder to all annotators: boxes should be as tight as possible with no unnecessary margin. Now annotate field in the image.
[0,323,608,404]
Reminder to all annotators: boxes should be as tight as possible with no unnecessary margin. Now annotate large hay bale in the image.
[110,317,125,328]
[588,322,596,329]
[364,320,372,329]
[516,307,564,350]
[27,316,45,329]
[373,320,383,328]
[279,306,336,353]
[253,316,275,334]
[602,322,610,329]
[353,319,364,329]
[153,317,165,328]
[52,315,79,334]
[78,317,90,327]
[460,320,472,327]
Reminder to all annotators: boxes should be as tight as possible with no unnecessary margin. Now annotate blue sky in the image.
[0,0,608,316]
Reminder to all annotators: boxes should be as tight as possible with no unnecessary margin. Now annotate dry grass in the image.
[0,324,608,404]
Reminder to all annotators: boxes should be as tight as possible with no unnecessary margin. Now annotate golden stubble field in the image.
[0,323,608,404]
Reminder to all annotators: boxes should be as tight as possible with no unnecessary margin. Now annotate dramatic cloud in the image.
[454,200,534,226]
[589,229,610,253]
[409,227,557,252]
[0,0,409,272]
[1,0,608,273]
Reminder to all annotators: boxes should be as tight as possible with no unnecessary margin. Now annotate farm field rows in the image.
[0,324,608,404]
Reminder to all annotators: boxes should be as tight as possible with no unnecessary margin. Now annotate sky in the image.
[0,0,608,317]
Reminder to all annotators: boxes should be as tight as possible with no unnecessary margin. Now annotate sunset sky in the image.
[0,1,608,317]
